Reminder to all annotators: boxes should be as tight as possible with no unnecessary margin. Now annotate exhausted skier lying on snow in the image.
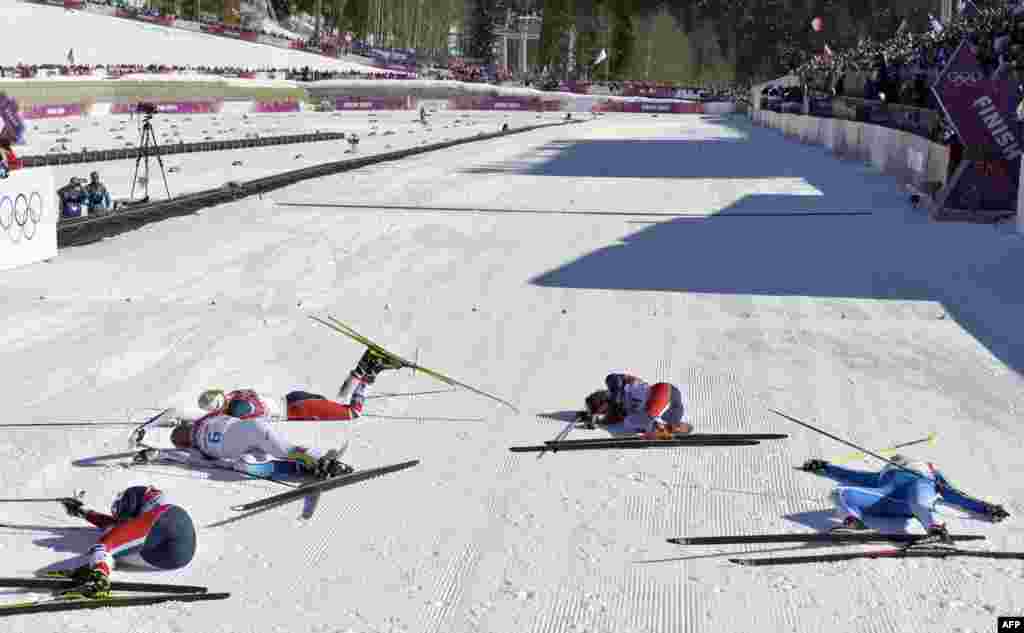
[579,373,692,438]
[137,349,403,478]
[799,454,1010,544]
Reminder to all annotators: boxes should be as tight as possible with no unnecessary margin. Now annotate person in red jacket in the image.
[581,373,692,438]
[58,486,196,597]
[0,139,19,177]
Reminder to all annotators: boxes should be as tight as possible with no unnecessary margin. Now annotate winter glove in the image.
[986,503,1010,522]
[799,459,829,473]
[314,454,354,480]
[60,497,87,519]
[60,567,111,599]
[574,411,596,430]
[133,448,160,464]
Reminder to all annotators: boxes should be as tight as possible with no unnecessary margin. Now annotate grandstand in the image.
[3,0,379,73]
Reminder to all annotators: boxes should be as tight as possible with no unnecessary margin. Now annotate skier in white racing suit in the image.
[139,349,403,478]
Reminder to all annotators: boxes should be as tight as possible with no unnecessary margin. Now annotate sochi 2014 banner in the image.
[110,101,222,115]
[254,100,300,113]
[447,96,543,111]
[0,93,26,145]
[19,102,89,119]
[334,96,411,111]
[933,40,1021,212]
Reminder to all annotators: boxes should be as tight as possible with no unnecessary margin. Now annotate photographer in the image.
[84,171,112,216]
[57,177,87,218]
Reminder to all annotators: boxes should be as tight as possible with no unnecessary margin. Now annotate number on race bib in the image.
[207,431,224,443]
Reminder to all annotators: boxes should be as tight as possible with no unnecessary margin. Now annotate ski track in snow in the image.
[3,113,1024,631]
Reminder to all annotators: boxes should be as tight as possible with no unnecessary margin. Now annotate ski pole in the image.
[0,490,86,503]
[832,432,937,464]
[768,408,936,482]
[0,422,141,429]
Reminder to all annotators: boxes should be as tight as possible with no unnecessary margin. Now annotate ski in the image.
[1,577,207,594]
[667,533,986,546]
[0,591,230,616]
[546,433,788,446]
[730,546,1024,566]
[510,439,760,453]
[310,314,519,413]
[230,459,420,512]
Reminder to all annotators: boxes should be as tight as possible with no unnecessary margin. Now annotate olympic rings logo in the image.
[0,191,43,242]
[946,71,985,87]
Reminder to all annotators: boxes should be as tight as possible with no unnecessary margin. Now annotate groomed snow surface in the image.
[40,110,564,201]
[2,114,1024,632]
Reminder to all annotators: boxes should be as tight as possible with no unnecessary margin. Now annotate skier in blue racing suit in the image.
[799,454,1010,543]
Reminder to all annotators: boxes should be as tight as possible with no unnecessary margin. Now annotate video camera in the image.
[136,102,158,116]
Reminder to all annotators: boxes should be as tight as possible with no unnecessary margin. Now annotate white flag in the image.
[593,49,607,66]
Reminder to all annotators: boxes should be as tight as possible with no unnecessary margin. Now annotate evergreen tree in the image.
[539,0,573,77]
[341,0,370,39]
[466,0,498,63]
[608,0,635,78]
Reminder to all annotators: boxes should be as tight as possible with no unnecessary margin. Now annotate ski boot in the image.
[352,348,404,385]
[829,516,875,534]
[914,524,953,546]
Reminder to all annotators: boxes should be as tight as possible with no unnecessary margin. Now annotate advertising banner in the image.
[254,100,301,113]
[448,96,541,111]
[0,168,57,272]
[110,101,222,115]
[116,9,176,27]
[334,96,411,111]
[20,102,88,119]
[932,40,1020,214]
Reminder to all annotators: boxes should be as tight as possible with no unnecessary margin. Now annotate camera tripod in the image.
[130,114,171,201]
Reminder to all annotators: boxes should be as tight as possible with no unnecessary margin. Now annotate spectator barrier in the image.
[753,109,949,209]
[55,119,580,249]
[0,166,57,272]
[18,131,347,168]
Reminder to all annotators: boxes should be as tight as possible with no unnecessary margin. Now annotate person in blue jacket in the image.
[799,454,1010,543]
[84,171,112,215]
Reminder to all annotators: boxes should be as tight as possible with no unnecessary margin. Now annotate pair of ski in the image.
[510,433,787,453]
[667,532,1024,565]
[0,576,228,616]
[309,314,519,413]
[229,459,420,512]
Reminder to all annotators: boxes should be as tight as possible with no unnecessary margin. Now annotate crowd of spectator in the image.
[791,3,1024,114]
[0,62,415,82]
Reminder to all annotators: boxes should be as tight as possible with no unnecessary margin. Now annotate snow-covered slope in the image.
[3,0,376,72]
[1,115,1022,632]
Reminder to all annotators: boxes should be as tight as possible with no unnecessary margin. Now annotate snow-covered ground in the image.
[40,110,564,201]
[2,113,1024,632]
[3,0,378,72]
